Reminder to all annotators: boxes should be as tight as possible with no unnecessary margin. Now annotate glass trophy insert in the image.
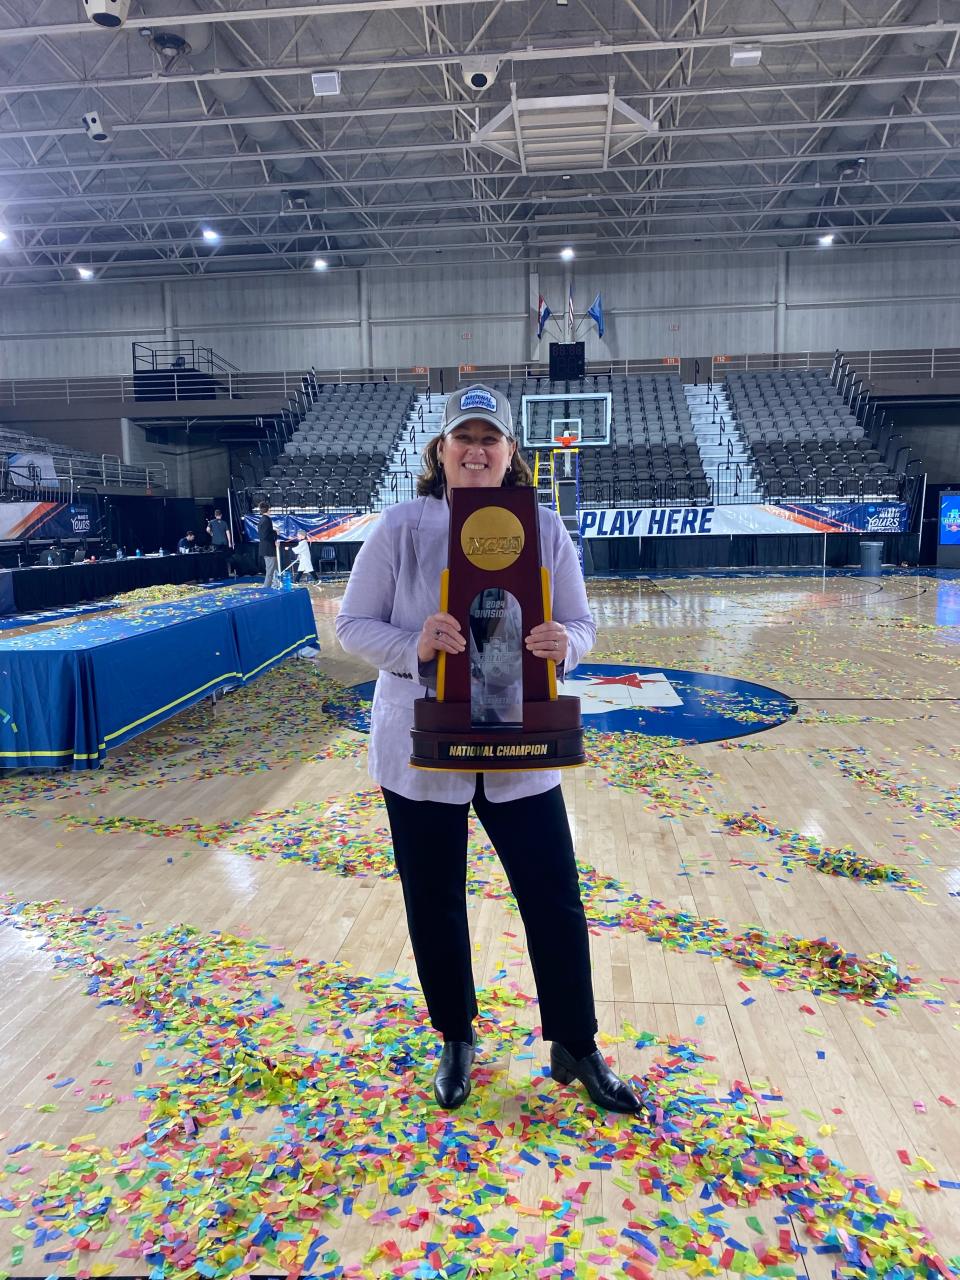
[469,588,523,728]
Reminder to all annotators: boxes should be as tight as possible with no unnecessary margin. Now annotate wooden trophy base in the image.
[411,695,584,771]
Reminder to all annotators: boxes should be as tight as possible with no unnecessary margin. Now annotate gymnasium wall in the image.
[2,244,960,378]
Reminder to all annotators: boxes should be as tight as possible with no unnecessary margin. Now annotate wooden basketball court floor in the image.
[0,571,958,1279]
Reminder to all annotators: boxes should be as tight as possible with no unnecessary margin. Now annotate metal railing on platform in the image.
[712,348,960,382]
[455,359,677,385]
[243,470,913,519]
[132,339,241,377]
[4,349,959,410]
[2,455,167,498]
[0,367,427,407]
[575,472,911,509]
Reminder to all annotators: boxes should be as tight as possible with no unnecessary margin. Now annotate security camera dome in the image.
[83,0,131,28]
[460,57,501,92]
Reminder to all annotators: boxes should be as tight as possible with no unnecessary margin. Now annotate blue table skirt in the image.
[0,586,318,769]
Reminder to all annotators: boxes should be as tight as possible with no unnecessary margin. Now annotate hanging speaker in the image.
[549,342,585,381]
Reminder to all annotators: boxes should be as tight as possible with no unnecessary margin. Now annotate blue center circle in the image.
[343,663,796,744]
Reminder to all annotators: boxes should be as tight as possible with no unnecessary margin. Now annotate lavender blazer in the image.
[335,495,596,804]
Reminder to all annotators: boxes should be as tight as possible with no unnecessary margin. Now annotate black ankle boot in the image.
[550,1043,641,1113]
[434,1035,476,1109]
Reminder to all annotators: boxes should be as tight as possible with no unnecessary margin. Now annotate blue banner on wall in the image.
[242,501,911,546]
[0,501,93,542]
[579,501,910,539]
[243,511,363,543]
[939,493,960,546]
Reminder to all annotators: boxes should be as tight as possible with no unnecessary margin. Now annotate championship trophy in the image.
[411,486,585,770]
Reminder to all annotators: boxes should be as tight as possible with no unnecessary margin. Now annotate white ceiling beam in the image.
[4,227,956,289]
[1,107,956,175]
[4,61,958,109]
[1,12,957,65]
[8,194,959,259]
[0,0,512,43]
[3,216,957,277]
[0,144,947,218]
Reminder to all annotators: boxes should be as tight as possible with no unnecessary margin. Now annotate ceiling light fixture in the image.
[730,43,762,67]
[311,72,341,96]
[77,266,94,280]
[201,227,220,243]
[313,257,328,271]
[560,246,575,261]
[818,232,836,246]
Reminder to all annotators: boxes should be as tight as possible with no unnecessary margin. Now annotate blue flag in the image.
[587,292,604,339]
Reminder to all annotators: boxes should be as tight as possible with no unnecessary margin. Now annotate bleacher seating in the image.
[727,369,905,501]
[248,381,416,511]
[487,373,708,505]
[0,424,158,495]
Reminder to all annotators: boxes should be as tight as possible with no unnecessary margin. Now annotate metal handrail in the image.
[0,368,427,406]
[4,348,960,410]
[0,445,165,495]
[572,472,905,510]
[458,359,675,385]
[132,339,242,376]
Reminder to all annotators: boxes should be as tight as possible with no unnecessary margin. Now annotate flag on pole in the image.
[567,283,575,337]
[536,295,552,340]
[587,292,604,339]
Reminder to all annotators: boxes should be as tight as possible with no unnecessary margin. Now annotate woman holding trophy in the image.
[336,384,640,1115]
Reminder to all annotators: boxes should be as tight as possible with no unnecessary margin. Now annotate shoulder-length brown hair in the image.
[416,434,534,498]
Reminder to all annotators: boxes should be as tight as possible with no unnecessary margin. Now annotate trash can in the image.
[859,539,883,577]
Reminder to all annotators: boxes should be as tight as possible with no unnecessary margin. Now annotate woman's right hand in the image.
[418,612,466,663]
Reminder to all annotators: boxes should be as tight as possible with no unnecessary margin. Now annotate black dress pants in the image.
[382,775,597,1043]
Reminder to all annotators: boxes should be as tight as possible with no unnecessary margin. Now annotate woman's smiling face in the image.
[437,419,516,489]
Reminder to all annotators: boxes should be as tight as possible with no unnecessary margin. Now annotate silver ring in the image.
[552,640,558,649]
[435,628,443,638]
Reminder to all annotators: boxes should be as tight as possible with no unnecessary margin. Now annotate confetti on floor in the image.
[46,790,919,1004]
[0,893,954,1280]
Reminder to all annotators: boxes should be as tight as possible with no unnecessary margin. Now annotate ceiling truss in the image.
[0,0,958,287]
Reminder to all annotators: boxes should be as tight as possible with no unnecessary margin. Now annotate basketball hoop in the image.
[554,435,578,449]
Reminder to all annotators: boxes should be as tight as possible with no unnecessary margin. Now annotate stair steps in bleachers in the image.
[683,384,763,502]
[376,393,448,508]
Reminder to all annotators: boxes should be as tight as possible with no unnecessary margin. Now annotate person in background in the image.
[206,508,233,552]
[290,530,317,583]
[258,501,279,587]
[41,539,66,567]
[177,531,198,554]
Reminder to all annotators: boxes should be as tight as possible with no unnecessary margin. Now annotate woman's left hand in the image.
[525,621,568,663]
